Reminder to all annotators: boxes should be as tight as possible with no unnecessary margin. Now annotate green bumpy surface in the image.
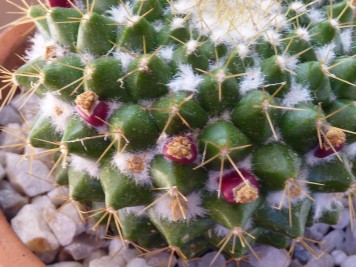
[11,0,356,262]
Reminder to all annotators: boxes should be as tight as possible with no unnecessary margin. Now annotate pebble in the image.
[32,195,56,210]
[64,234,106,261]
[331,250,347,265]
[10,93,40,121]
[0,150,6,166]
[59,202,86,236]
[332,209,351,230]
[0,105,22,125]
[341,255,356,267]
[36,249,58,264]
[0,123,26,153]
[304,253,334,267]
[340,227,356,255]
[11,204,60,253]
[198,251,226,267]
[248,246,290,267]
[82,249,106,267]
[47,186,70,206]
[43,207,77,246]
[147,253,179,267]
[48,262,83,267]
[6,152,55,197]
[126,258,151,267]
[0,180,28,218]
[0,165,5,180]
[320,229,344,251]
[88,255,126,267]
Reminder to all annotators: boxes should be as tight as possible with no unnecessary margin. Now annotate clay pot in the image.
[0,23,45,267]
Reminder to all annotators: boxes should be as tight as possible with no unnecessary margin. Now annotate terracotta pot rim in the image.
[0,23,45,267]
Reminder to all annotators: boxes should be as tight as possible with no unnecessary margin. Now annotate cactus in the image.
[1,0,356,265]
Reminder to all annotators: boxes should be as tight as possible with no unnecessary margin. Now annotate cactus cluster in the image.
[1,0,356,265]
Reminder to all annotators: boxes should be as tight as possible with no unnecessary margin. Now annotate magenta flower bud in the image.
[314,143,344,158]
[163,136,197,163]
[75,92,109,127]
[314,127,346,158]
[48,0,72,8]
[219,170,259,204]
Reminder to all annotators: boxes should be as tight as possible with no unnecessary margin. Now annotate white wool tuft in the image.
[151,20,164,32]
[282,82,313,107]
[112,150,155,186]
[113,50,136,72]
[173,0,282,45]
[239,67,264,95]
[40,94,74,133]
[213,225,230,237]
[107,4,133,25]
[25,32,47,61]
[340,29,353,53]
[237,44,250,59]
[307,9,325,25]
[25,32,67,62]
[120,206,146,216]
[158,46,174,63]
[290,2,307,13]
[296,28,310,42]
[207,111,232,125]
[171,17,186,30]
[152,191,207,222]
[167,64,203,93]
[316,43,336,65]
[263,30,281,46]
[346,142,356,159]
[313,193,343,221]
[70,155,100,179]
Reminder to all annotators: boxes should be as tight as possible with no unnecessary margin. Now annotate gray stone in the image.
[35,250,58,264]
[47,262,83,267]
[11,204,60,253]
[10,93,40,121]
[248,246,290,267]
[6,152,55,197]
[198,251,225,267]
[147,253,178,267]
[0,150,6,166]
[126,258,151,267]
[82,249,106,267]
[331,250,347,265]
[341,255,356,267]
[64,234,106,261]
[59,202,86,236]
[0,164,5,180]
[89,255,126,267]
[0,180,28,218]
[0,123,26,153]
[47,186,70,206]
[320,229,344,251]
[43,207,77,246]
[304,253,334,267]
[32,195,56,210]
[340,227,356,255]
[0,105,21,125]
[332,209,350,230]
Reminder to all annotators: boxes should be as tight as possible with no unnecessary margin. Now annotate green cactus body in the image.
[4,0,356,264]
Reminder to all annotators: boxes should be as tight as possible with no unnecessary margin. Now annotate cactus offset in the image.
[1,0,356,265]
